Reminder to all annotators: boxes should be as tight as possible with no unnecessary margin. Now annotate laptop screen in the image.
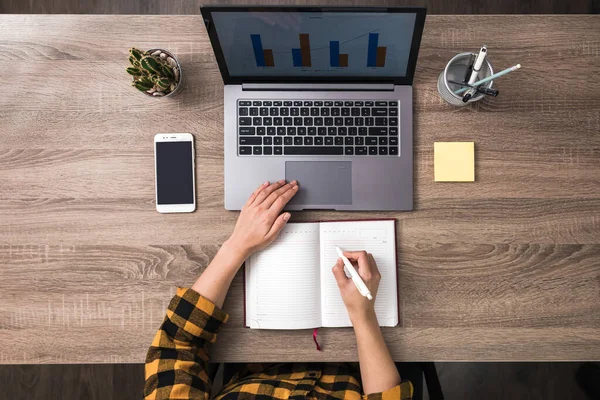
[203,8,426,84]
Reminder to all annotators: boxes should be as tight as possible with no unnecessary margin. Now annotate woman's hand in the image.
[332,251,381,325]
[225,180,299,261]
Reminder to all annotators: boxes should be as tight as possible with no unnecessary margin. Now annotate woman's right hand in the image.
[332,251,381,324]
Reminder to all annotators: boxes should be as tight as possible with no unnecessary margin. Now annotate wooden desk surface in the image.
[0,14,599,364]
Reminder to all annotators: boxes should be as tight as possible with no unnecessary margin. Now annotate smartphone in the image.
[154,133,196,213]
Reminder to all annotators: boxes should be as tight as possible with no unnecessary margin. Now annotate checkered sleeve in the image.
[363,381,413,400]
[143,288,229,400]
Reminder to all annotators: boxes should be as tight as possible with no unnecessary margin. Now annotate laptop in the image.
[201,6,426,211]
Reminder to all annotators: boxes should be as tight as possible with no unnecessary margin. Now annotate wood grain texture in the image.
[0,14,599,364]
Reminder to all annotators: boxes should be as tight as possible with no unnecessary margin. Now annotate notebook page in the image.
[319,220,398,327]
[245,223,321,329]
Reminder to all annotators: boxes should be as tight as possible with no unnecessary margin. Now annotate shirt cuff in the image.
[166,287,229,343]
[363,381,413,400]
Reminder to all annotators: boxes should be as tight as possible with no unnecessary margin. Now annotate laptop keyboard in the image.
[237,100,399,156]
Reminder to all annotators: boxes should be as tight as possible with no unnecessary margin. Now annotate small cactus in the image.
[127,47,181,96]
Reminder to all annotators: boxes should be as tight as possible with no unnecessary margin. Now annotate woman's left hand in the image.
[225,180,299,260]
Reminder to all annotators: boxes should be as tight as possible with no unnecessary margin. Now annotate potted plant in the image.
[126,47,183,97]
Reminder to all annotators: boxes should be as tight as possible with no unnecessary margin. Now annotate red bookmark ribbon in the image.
[313,328,321,351]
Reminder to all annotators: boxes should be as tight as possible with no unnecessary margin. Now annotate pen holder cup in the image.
[438,52,494,106]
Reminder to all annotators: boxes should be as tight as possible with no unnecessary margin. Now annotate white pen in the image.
[467,45,487,85]
[335,246,373,300]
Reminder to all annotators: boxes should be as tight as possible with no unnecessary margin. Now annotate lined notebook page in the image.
[245,223,321,329]
[319,220,398,327]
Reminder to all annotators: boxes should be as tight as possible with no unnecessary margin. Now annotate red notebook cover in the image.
[243,218,399,328]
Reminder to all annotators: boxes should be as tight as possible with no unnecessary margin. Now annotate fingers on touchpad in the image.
[285,161,352,206]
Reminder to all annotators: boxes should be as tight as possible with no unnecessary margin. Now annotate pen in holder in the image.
[437,52,494,106]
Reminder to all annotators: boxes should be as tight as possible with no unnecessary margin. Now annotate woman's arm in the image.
[144,180,298,399]
[332,251,402,396]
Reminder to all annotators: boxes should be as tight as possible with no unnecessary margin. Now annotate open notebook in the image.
[244,220,398,329]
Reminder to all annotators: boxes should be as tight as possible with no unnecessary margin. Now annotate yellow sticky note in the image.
[434,142,475,182]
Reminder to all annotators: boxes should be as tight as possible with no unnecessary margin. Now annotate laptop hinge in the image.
[241,83,395,91]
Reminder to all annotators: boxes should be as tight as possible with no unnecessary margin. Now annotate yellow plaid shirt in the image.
[144,288,413,399]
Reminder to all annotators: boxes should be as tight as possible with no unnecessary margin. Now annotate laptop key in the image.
[324,101,333,106]
[274,117,282,126]
[263,101,272,106]
[341,108,350,116]
[368,127,387,135]
[349,127,358,136]
[334,117,343,126]
[308,127,316,135]
[334,101,343,106]
[284,137,293,146]
[239,127,255,135]
[366,137,377,145]
[301,108,310,116]
[325,137,334,145]
[355,101,364,106]
[390,147,398,155]
[320,108,330,116]
[290,108,300,116]
[285,146,343,155]
[325,117,334,126]
[264,137,272,145]
[361,108,370,116]
[284,101,292,106]
[267,127,275,135]
[277,127,285,135]
[315,137,324,145]
[389,137,398,145]
[239,117,252,126]
[239,146,251,155]
[372,108,388,116]
[328,127,337,135]
[379,137,388,146]
[287,127,296,135]
[355,137,364,145]
[338,127,347,136]
[239,101,251,106]
[298,127,307,135]
[293,101,302,106]
[375,101,388,106]
[356,146,367,155]
[257,127,265,135]
[369,146,377,155]
[345,137,353,146]
[318,127,327,135]
[379,147,388,155]
[274,146,283,155]
[294,137,302,145]
[389,117,398,125]
[264,146,273,155]
[314,101,323,106]
[359,127,368,135]
[260,108,268,116]
[314,117,323,126]
[250,108,259,116]
[304,117,313,125]
[304,101,313,106]
[263,117,272,126]
[345,147,354,155]
[331,108,340,116]
[274,101,282,106]
[389,108,398,116]
[274,137,282,145]
[280,108,289,116]
[335,137,343,146]
[252,101,261,106]
[294,117,303,125]
[311,108,319,116]
[270,108,279,116]
[345,117,354,126]
[389,101,398,106]
[375,117,388,126]
[355,117,364,125]
[389,127,398,135]
[239,108,249,116]
[240,137,261,145]
[345,101,353,107]
[284,117,292,126]
[351,108,360,116]
[252,117,261,125]
[304,137,313,145]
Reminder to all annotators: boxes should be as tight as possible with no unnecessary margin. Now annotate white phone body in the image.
[154,133,196,213]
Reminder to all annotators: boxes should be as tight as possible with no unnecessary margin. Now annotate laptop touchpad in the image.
[286,161,352,206]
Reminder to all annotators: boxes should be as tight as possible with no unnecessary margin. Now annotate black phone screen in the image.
[155,141,194,205]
